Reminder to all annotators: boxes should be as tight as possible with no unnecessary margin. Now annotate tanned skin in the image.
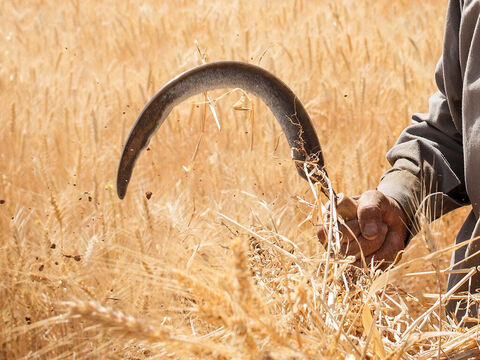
[318,190,408,269]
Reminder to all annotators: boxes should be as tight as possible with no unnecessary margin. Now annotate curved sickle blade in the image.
[117,61,326,199]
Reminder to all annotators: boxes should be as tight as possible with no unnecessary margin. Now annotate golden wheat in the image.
[2,0,477,359]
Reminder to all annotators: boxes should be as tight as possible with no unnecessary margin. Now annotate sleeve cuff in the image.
[377,169,420,220]
[377,169,420,243]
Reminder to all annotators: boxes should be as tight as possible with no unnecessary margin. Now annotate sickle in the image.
[117,61,330,200]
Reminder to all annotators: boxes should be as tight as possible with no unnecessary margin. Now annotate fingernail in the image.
[364,222,378,237]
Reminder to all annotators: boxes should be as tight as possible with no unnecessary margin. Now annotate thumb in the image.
[357,190,388,240]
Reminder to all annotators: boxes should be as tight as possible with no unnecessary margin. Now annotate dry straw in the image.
[2,0,479,359]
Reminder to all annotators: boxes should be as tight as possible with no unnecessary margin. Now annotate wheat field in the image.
[1,0,478,359]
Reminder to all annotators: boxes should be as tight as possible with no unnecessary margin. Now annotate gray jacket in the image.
[377,0,480,317]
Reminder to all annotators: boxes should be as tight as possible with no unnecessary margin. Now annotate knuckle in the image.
[363,189,378,197]
[358,206,382,222]
[360,203,381,213]
[360,190,387,208]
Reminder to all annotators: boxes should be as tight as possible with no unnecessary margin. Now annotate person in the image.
[318,0,480,324]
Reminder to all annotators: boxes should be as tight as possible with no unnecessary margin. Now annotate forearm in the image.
[377,91,469,235]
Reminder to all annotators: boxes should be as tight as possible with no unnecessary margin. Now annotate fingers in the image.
[318,219,360,246]
[336,194,359,221]
[317,190,408,272]
[353,230,405,270]
[318,193,360,245]
[339,220,360,244]
[357,190,389,240]
[341,223,388,258]
[318,220,388,259]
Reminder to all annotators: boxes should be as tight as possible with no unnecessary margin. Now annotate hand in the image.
[317,190,409,269]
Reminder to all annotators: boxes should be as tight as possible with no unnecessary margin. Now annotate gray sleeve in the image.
[377,0,469,233]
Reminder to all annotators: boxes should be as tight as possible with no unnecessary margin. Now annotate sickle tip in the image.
[117,190,126,200]
[117,186,126,200]
[116,177,128,199]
